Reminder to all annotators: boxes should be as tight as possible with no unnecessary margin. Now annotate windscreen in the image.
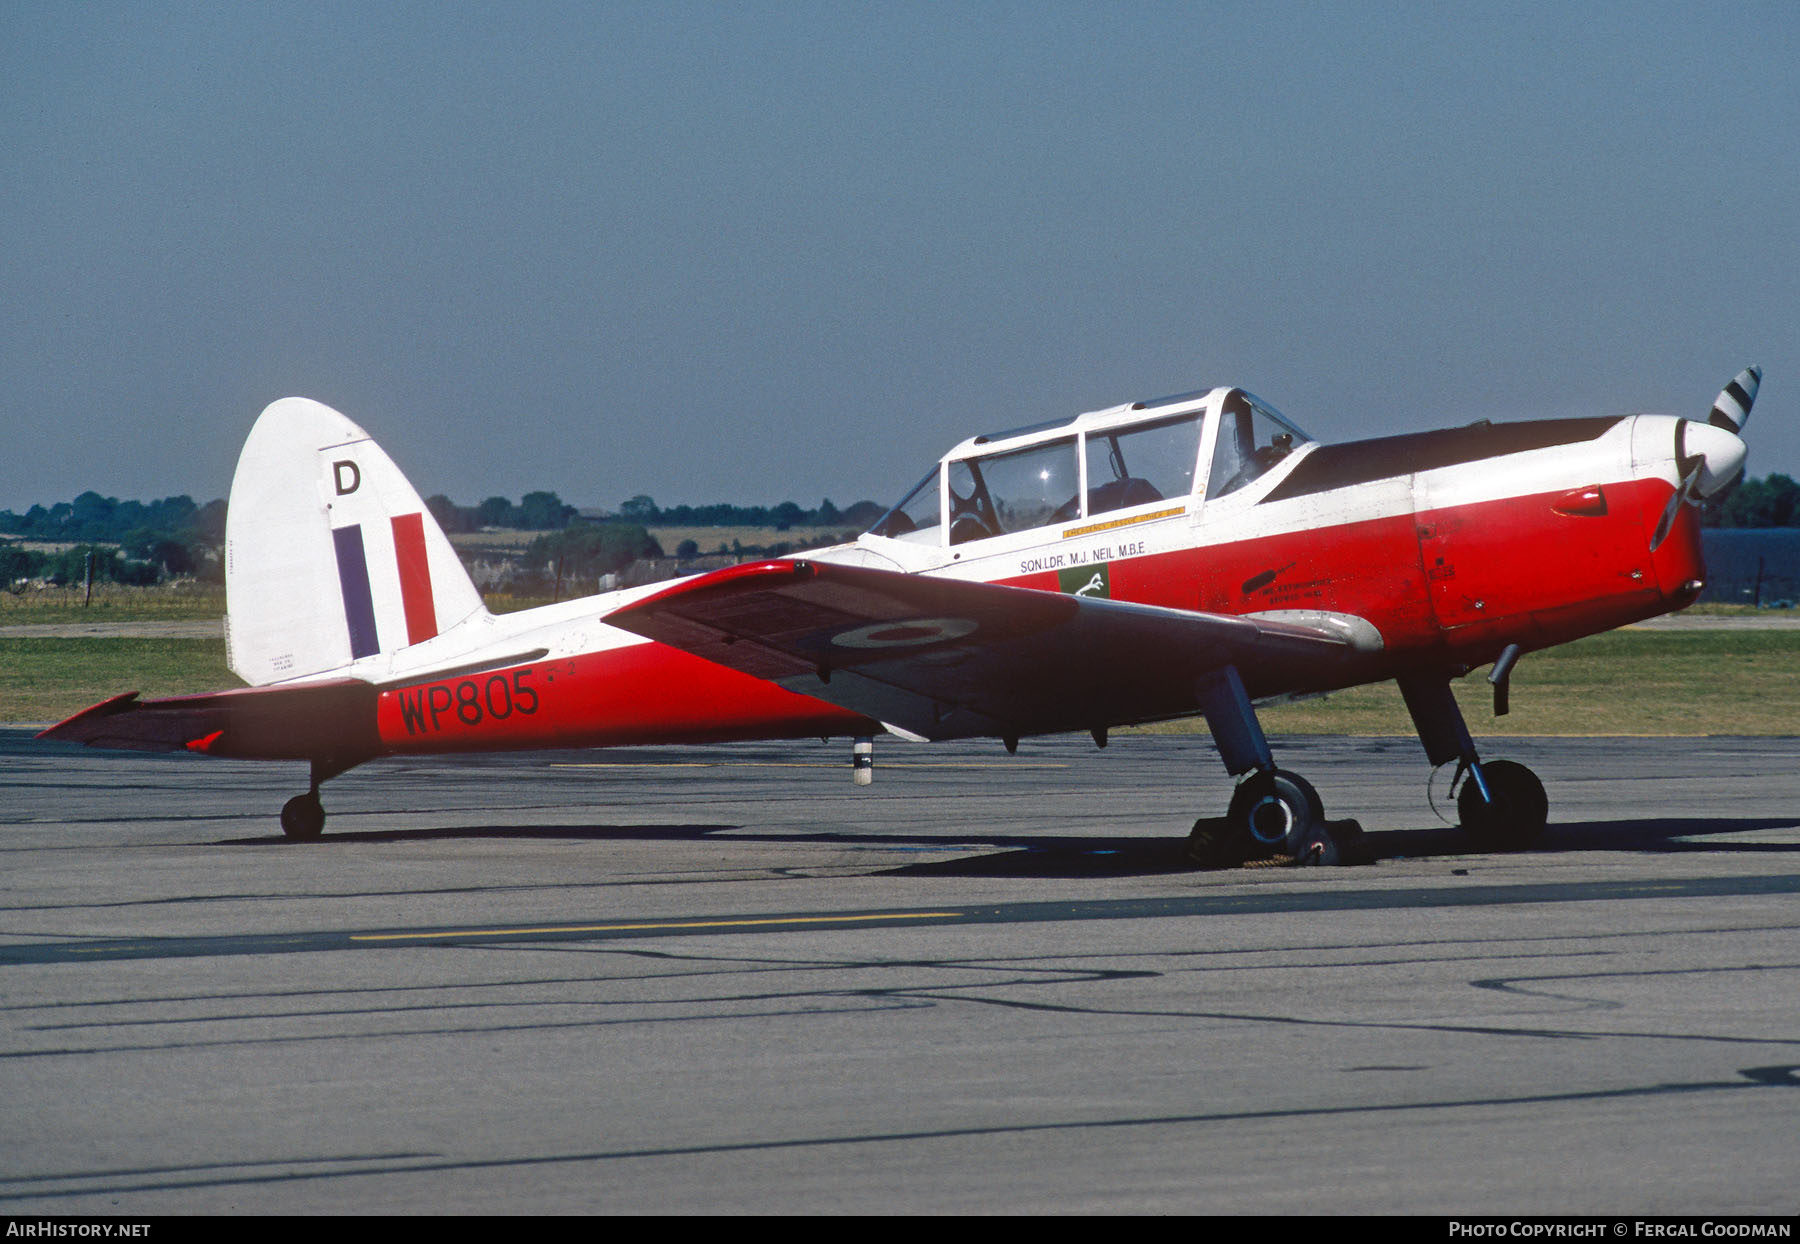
[866,468,942,542]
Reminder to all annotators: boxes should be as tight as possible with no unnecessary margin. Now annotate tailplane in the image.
[225,397,487,686]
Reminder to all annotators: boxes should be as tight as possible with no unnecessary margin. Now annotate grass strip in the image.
[7,629,1800,735]
[2,637,238,725]
[1133,630,1800,736]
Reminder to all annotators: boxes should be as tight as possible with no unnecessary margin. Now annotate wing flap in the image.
[606,560,1364,740]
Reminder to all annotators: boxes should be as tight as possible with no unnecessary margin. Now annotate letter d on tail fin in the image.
[225,397,487,686]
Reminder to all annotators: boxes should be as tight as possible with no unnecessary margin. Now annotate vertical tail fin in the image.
[225,397,486,686]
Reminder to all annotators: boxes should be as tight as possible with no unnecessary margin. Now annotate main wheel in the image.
[1457,759,1547,851]
[280,792,326,840]
[1227,769,1324,856]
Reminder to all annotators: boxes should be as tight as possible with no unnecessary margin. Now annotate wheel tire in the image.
[280,792,326,840]
[1457,760,1547,851]
[1227,769,1324,856]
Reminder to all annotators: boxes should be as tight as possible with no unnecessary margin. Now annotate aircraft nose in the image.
[1680,419,1746,498]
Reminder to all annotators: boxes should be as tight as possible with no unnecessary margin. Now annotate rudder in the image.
[225,397,486,685]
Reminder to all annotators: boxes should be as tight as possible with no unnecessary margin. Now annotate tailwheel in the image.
[1456,759,1547,851]
[280,791,326,840]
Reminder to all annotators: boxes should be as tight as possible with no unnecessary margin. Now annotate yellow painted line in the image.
[350,911,964,943]
[1061,506,1185,539]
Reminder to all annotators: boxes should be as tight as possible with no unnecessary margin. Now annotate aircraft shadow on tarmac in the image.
[223,823,742,847]
[220,814,1800,877]
[885,816,1800,878]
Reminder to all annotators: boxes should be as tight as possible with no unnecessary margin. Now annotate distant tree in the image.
[425,494,477,534]
[121,529,196,578]
[69,491,116,539]
[148,495,198,530]
[183,499,228,583]
[620,495,659,524]
[524,522,662,596]
[815,498,842,526]
[191,498,228,546]
[0,544,36,588]
[477,496,515,528]
[675,538,699,559]
[1709,474,1800,528]
[0,491,226,574]
[840,500,886,528]
[654,500,773,526]
[517,491,576,530]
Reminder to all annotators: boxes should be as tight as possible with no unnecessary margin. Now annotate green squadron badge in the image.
[1058,563,1110,598]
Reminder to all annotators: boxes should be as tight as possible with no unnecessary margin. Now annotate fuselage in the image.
[348,387,1717,759]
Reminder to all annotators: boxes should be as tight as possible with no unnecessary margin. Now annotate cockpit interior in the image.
[867,388,1312,547]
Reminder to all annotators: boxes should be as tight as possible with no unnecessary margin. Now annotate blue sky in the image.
[5,2,1796,514]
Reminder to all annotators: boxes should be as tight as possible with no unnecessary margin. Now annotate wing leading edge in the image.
[605,560,1368,741]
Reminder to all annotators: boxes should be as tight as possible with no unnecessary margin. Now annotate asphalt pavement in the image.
[3,729,1798,1214]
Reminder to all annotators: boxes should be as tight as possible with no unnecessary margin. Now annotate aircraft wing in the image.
[38,679,381,760]
[605,560,1364,741]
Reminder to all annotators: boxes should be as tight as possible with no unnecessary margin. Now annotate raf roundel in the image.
[829,617,979,650]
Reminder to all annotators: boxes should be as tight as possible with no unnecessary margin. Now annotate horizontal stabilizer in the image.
[39,680,380,762]
[605,560,1363,741]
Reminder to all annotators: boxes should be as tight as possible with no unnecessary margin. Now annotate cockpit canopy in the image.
[867,387,1312,546]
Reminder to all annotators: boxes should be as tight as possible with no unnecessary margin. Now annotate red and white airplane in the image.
[42,368,1761,864]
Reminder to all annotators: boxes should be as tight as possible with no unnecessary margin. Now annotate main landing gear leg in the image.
[278,756,361,840]
[1398,674,1547,851]
[1186,665,1337,868]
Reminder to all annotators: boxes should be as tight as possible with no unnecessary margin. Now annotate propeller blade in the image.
[1708,365,1762,433]
[1651,419,1704,551]
[1650,459,1702,551]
